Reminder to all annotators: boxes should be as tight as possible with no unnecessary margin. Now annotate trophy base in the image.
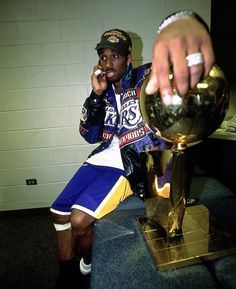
[139,203,236,271]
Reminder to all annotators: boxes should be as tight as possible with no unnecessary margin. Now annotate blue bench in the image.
[90,177,236,289]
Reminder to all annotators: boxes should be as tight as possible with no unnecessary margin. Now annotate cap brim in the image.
[95,43,127,55]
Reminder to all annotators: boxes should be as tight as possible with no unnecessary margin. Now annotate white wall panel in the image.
[0,0,211,211]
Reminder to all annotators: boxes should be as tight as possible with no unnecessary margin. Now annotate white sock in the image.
[79,258,91,275]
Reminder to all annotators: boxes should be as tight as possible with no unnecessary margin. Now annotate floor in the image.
[0,209,60,289]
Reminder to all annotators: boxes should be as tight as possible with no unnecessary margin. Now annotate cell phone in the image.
[94,60,104,76]
[94,69,102,76]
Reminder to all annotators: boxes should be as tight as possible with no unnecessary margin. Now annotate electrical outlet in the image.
[26,179,37,185]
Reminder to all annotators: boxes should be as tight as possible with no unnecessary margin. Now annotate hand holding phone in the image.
[91,62,107,95]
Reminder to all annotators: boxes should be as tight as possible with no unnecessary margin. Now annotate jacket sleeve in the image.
[79,90,106,144]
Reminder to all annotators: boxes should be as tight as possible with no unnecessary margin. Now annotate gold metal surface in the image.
[139,65,230,238]
[138,65,234,268]
[139,203,236,271]
[142,149,190,238]
[140,65,230,145]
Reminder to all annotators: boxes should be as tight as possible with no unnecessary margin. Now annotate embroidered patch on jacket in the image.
[79,124,88,135]
[81,106,87,122]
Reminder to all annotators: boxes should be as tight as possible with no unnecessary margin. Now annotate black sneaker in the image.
[54,271,90,289]
[80,273,90,289]
[54,257,91,289]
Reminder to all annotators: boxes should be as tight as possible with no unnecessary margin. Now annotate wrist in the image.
[90,91,104,104]
[157,11,209,35]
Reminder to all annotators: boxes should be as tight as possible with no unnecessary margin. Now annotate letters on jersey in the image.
[118,88,146,148]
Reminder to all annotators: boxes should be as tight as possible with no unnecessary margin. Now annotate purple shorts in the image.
[50,163,132,219]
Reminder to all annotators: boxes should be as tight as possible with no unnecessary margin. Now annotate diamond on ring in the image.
[186,52,204,67]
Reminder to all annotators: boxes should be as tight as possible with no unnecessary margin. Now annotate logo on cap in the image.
[107,36,120,44]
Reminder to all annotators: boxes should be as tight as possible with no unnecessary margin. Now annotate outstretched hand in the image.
[145,16,215,104]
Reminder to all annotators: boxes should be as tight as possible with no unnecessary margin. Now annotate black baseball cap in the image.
[95,29,132,56]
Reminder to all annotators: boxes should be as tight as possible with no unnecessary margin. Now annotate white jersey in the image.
[86,88,124,170]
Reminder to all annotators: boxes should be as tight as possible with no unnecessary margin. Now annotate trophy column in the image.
[139,65,236,271]
[143,143,196,241]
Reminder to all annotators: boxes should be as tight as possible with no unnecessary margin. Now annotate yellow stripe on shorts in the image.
[95,175,132,219]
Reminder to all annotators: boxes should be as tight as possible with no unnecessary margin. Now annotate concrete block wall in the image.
[0,0,211,211]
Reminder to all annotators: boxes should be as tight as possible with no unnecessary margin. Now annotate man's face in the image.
[98,49,131,83]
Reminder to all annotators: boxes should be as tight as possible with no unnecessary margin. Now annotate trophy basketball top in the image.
[140,65,230,146]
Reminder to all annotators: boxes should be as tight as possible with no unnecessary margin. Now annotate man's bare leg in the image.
[52,210,96,288]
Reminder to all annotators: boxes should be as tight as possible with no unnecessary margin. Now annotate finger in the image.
[145,69,173,105]
[94,69,102,76]
[187,35,215,86]
[92,68,105,82]
[146,42,174,104]
[186,50,204,89]
[93,64,103,74]
[187,44,214,89]
[145,69,158,95]
[200,40,215,77]
[189,63,204,89]
[170,42,190,96]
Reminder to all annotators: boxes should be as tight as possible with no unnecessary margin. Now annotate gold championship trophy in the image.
[139,65,236,271]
